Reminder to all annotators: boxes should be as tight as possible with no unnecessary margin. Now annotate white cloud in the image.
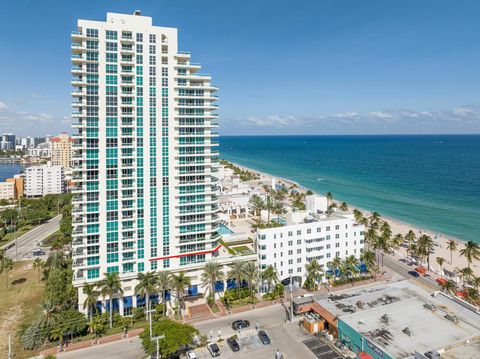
[221,105,480,135]
[31,93,45,99]
[0,101,8,110]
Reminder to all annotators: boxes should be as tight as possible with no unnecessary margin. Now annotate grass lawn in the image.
[0,225,35,247]
[231,245,252,254]
[40,229,62,247]
[0,260,45,359]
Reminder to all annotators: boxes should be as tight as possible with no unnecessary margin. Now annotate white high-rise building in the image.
[25,163,65,197]
[71,12,222,315]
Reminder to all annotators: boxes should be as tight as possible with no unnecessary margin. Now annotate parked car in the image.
[231,319,250,330]
[186,351,197,359]
[408,270,420,278]
[227,337,240,352]
[258,330,271,345]
[207,343,220,357]
[32,248,45,256]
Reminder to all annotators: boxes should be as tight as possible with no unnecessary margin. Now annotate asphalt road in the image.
[381,254,439,291]
[3,214,61,261]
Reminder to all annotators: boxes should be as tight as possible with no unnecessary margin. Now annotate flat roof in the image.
[319,280,480,358]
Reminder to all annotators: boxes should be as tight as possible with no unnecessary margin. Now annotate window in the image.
[307,229,311,234]
[297,230,301,235]
[317,227,321,232]
[326,226,331,231]
[106,42,117,52]
[106,53,117,63]
[136,33,143,42]
[86,28,98,38]
[106,30,117,40]
[149,34,156,43]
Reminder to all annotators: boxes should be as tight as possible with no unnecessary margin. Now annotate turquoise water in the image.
[218,224,234,235]
[219,135,480,242]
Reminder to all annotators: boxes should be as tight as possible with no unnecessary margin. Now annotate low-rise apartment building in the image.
[257,210,365,286]
[0,182,15,201]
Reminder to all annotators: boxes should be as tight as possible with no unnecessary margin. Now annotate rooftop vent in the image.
[444,314,459,323]
[424,350,440,359]
[133,10,141,16]
[423,303,437,312]
[402,327,411,336]
[380,314,389,324]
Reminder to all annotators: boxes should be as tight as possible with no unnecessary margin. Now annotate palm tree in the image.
[97,272,124,329]
[243,261,259,303]
[83,282,99,320]
[38,301,59,328]
[0,256,14,288]
[273,189,286,202]
[353,209,364,224]
[272,201,286,223]
[325,192,333,204]
[417,235,434,270]
[344,255,359,282]
[261,265,279,294]
[436,257,446,278]
[264,196,275,223]
[249,195,265,223]
[446,240,458,264]
[227,261,246,299]
[459,241,480,268]
[360,250,376,275]
[466,287,479,303]
[471,276,480,293]
[369,212,381,228]
[330,256,343,278]
[392,234,403,250]
[135,272,158,322]
[457,267,473,290]
[364,227,377,246]
[339,202,348,212]
[50,326,63,350]
[404,230,416,253]
[88,316,104,344]
[33,258,44,283]
[305,259,323,291]
[171,271,191,309]
[157,270,171,317]
[201,261,224,303]
[441,280,456,295]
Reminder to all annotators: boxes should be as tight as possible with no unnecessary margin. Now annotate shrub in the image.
[21,320,48,350]
[133,307,145,320]
[222,288,250,303]
[332,275,373,287]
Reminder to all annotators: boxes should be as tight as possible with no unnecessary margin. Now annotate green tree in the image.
[436,257,446,278]
[264,196,275,223]
[360,250,377,275]
[243,261,259,303]
[135,272,159,320]
[0,256,14,288]
[1,208,18,224]
[33,258,44,283]
[369,212,381,229]
[88,315,105,344]
[353,209,364,224]
[405,230,416,258]
[325,192,333,203]
[446,240,458,264]
[417,235,434,270]
[249,195,265,223]
[97,272,124,329]
[201,261,224,303]
[43,268,76,310]
[459,241,480,268]
[261,265,278,294]
[157,271,172,317]
[440,280,456,295]
[140,319,198,358]
[171,271,191,310]
[339,202,348,212]
[305,259,323,291]
[227,261,246,299]
[272,201,286,223]
[392,233,403,250]
[53,310,88,339]
[83,282,99,320]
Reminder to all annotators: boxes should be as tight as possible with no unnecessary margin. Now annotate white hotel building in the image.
[70,12,227,314]
[25,163,65,197]
[257,199,365,287]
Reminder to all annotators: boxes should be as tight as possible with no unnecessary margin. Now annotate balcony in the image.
[71,31,85,39]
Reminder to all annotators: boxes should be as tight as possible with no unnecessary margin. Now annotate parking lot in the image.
[193,304,318,359]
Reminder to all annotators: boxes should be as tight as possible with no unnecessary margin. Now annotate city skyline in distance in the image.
[1,0,480,136]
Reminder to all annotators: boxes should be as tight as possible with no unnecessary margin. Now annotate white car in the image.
[186,351,197,359]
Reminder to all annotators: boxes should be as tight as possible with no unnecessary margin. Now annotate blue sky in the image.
[1,0,480,135]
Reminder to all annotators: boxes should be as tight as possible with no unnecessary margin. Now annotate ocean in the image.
[219,135,480,243]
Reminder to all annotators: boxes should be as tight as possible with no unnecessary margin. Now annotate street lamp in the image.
[152,335,165,359]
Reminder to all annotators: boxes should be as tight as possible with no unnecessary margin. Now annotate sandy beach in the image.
[230,162,478,278]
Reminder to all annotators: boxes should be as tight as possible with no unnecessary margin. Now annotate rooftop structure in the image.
[313,280,480,359]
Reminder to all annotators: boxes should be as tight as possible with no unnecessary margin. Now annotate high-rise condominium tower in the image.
[71,12,220,314]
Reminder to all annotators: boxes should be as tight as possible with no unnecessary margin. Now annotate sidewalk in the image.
[39,328,144,356]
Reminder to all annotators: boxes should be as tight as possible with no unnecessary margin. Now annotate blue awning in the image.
[188,285,198,296]
[227,278,236,289]
[165,290,171,301]
[215,281,224,292]
[150,294,159,304]
[123,296,133,308]
[96,300,103,314]
[136,295,146,306]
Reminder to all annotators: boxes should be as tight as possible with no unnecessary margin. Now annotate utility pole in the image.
[152,335,165,359]
[145,306,156,339]
[12,219,17,262]
[289,274,293,323]
[8,333,13,359]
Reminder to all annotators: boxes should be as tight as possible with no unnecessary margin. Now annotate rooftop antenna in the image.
[134,10,141,16]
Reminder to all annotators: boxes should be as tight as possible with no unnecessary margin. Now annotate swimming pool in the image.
[218,224,234,235]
